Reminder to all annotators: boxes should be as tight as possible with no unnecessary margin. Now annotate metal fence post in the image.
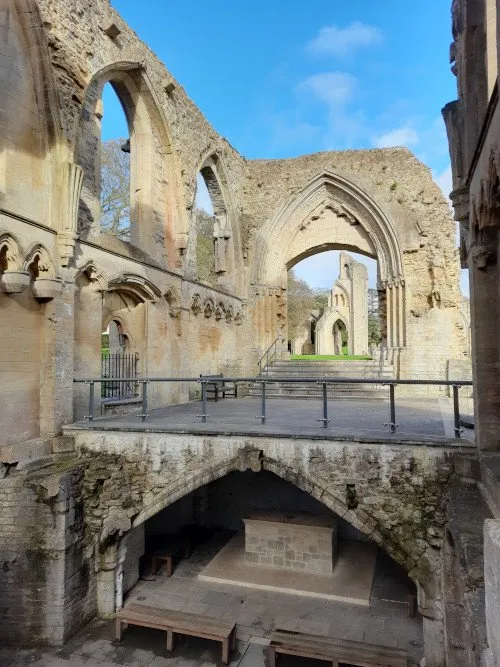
[136,380,149,422]
[316,382,330,428]
[196,381,209,422]
[384,383,397,433]
[87,381,95,421]
[453,384,462,438]
[256,381,267,424]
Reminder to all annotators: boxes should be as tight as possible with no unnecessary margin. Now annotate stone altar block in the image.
[243,513,338,575]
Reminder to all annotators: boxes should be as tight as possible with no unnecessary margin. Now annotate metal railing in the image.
[257,338,286,374]
[101,352,139,399]
[74,376,474,440]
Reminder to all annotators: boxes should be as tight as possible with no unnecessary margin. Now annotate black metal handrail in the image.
[257,338,285,374]
[73,376,474,440]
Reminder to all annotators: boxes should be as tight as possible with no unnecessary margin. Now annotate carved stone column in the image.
[468,226,500,450]
[57,162,83,267]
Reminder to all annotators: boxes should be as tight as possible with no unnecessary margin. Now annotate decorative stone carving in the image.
[215,302,225,321]
[213,213,231,274]
[0,233,22,270]
[225,305,234,322]
[58,162,83,267]
[164,287,181,318]
[203,299,214,318]
[32,277,63,300]
[0,271,30,293]
[191,294,202,315]
[236,446,263,473]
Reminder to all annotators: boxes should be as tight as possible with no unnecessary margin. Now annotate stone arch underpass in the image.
[64,426,471,639]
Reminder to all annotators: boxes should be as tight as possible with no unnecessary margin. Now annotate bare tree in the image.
[287,271,328,340]
[100,139,131,240]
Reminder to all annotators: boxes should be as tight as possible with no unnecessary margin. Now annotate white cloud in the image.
[433,165,453,200]
[373,126,420,149]
[306,22,383,57]
[297,72,357,107]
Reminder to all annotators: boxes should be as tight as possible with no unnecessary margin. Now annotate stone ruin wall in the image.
[0,1,479,661]
[243,151,467,379]
[3,427,471,648]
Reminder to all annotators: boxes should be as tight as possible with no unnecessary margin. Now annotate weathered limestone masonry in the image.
[315,252,369,356]
[0,0,479,663]
[443,0,500,665]
[63,428,477,658]
[246,150,467,381]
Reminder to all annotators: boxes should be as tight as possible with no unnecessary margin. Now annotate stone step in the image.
[247,391,387,400]
[247,384,388,400]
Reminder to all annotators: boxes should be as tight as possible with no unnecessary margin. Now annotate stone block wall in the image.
[0,465,95,646]
[122,523,145,596]
[244,516,337,574]
[484,520,500,666]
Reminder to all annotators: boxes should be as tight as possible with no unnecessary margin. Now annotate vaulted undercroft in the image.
[0,1,497,666]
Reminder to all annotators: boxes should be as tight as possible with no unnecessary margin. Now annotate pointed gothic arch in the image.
[252,172,406,365]
[74,62,183,266]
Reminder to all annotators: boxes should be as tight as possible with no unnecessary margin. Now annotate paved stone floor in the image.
[73,396,474,444]
[0,534,424,666]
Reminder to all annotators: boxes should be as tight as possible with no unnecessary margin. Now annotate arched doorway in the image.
[251,172,405,372]
[333,318,348,355]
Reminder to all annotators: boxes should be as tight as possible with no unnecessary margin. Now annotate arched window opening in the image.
[99,83,131,241]
[288,250,379,358]
[193,173,215,284]
[189,161,233,287]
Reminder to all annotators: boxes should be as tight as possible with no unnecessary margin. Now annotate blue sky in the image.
[105,1,467,294]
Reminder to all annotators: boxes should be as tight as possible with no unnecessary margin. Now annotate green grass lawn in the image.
[290,354,372,361]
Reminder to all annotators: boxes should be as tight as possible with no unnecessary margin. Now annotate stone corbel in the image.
[0,234,29,293]
[57,162,83,267]
[191,294,202,315]
[203,299,215,318]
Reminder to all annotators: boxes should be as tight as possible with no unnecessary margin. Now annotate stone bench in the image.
[116,603,237,664]
[269,629,407,667]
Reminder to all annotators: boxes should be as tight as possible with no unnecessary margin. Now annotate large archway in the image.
[74,63,184,267]
[251,172,406,371]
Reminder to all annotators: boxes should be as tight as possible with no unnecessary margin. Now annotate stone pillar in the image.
[40,280,76,438]
[418,578,446,667]
[484,520,500,664]
[97,544,118,618]
[422,617,446,667]
[468,227,500,450]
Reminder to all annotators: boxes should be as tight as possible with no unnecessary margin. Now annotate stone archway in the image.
[250,171,405,371]
[81,442,444,614]
[74,62,183,266]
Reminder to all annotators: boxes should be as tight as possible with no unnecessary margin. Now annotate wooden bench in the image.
[116,603,237,664]
[200,374,238,401]
[151,533,193,577]
[269,629,407,667]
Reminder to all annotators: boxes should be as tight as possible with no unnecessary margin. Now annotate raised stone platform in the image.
[199,535,377,604]
[244,513,337,575]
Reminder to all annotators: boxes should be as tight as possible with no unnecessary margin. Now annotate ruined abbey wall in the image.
[0,2,485,664]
